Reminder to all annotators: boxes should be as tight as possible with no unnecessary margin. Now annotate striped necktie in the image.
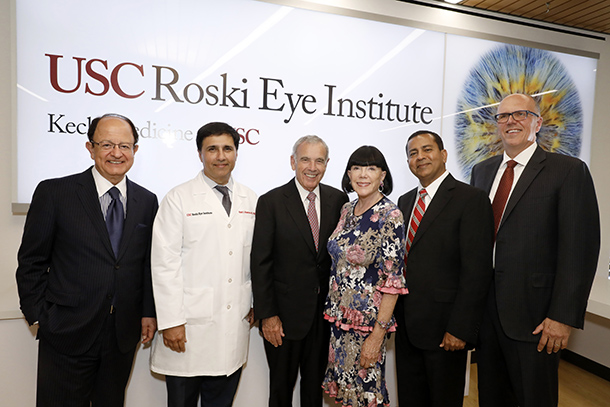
[405,188,427,261]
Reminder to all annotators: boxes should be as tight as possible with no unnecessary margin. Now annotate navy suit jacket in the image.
[471,146,600,342]
[251,178,348,341]
[17,167,158,355]
[396,174,494,350]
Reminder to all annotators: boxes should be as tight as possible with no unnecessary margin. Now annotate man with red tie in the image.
[470,93,601,407]
[395,130,494,407]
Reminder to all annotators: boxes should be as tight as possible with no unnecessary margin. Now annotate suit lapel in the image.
[499,147,546,231]
[76,168,115,258]
[411,175,455,249]
[228,182,247,222]
[318,184,337,258]
[284,179,317,256]
[118,178,139,260]
[402,188,417,219]
[195,171,233,218]
[479,156,502,194]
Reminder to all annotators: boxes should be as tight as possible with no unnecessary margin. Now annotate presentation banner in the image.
[16,0,597,205]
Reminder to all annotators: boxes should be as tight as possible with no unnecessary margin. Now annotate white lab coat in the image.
[150,171,257,376]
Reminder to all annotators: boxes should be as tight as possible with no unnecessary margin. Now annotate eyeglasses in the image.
[494,110,540,124]
[91,141,135,151]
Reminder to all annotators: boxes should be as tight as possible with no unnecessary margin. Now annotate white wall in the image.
[3,0,610,406]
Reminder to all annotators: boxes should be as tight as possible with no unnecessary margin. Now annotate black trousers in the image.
[165,367,243,407]
[263,306,329,407]
[477,287,560,407]
[395,322,468,407]
[36,313,136,407]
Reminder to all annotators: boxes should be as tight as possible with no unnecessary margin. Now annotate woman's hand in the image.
[360,329,384,368]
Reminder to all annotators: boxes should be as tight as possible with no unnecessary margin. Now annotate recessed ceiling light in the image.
[444,0,462,4]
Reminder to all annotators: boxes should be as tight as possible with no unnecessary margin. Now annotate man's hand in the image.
[141,317,157,344]
[439,332,466,351]
[533,317,571,354]
[262,316,284,347]
[163,324,187,353]
[245,308,255,328]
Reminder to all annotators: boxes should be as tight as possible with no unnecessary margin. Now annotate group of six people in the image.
[16,93,600,407]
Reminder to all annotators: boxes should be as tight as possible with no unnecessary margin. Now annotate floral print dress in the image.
[322,197,408,407]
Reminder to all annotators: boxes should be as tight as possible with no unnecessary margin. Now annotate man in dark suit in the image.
[251,135,348,407]
[470,93,600,407]
[16,113,158,407]
[394,130,494,407]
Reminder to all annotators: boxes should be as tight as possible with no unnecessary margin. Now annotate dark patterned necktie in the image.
[215,185,232,216]
[106,187,124,257]
[307,192,319,251]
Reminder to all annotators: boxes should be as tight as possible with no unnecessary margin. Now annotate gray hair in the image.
[291,135,329,161]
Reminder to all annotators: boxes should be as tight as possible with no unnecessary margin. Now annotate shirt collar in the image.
[201,171,234,192]
[91,166,127,198]
[502,142,537,167]
[418,170,449,201]
[294,178,320,202]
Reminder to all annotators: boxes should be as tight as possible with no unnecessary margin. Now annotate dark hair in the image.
[406,130,444,155]
[341,146,393,195]
[196,122,240,152]
[87,113,138,144]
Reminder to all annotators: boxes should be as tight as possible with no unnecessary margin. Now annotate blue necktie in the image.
[106,187,124,257]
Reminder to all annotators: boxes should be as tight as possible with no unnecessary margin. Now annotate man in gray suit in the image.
[470,94,600,407]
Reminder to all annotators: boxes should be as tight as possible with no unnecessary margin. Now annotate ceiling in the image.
[428,0,610,35]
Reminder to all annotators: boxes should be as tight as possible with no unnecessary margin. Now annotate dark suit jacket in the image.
[251,178,348,341]
[396,174,494,350]
[16,167,158,355]
[471,146,600,342]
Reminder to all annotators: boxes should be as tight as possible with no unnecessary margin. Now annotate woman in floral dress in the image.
[322,146,407,407]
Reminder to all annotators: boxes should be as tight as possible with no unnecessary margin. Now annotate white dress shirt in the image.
[488,142,537,205]
[294,179,321,225]
[91,166,127,218]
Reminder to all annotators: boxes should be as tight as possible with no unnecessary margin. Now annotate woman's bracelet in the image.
[375,319,391,330]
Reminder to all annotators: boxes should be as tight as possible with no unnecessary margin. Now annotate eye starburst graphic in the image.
[455,44,583,179]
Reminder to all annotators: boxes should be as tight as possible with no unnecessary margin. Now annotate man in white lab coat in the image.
[150,122,257,407]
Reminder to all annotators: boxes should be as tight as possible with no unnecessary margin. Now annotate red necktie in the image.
[405,189,427,263]
[491,160,517,236]
[307,192,319,251]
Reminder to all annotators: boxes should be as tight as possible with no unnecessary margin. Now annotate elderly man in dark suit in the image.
[394,130,494,407]
[16,113,158,407]
[251,135,348,407]
[470,93,600,407]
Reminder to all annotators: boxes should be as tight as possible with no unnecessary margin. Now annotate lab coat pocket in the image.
[184,286,214,325]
